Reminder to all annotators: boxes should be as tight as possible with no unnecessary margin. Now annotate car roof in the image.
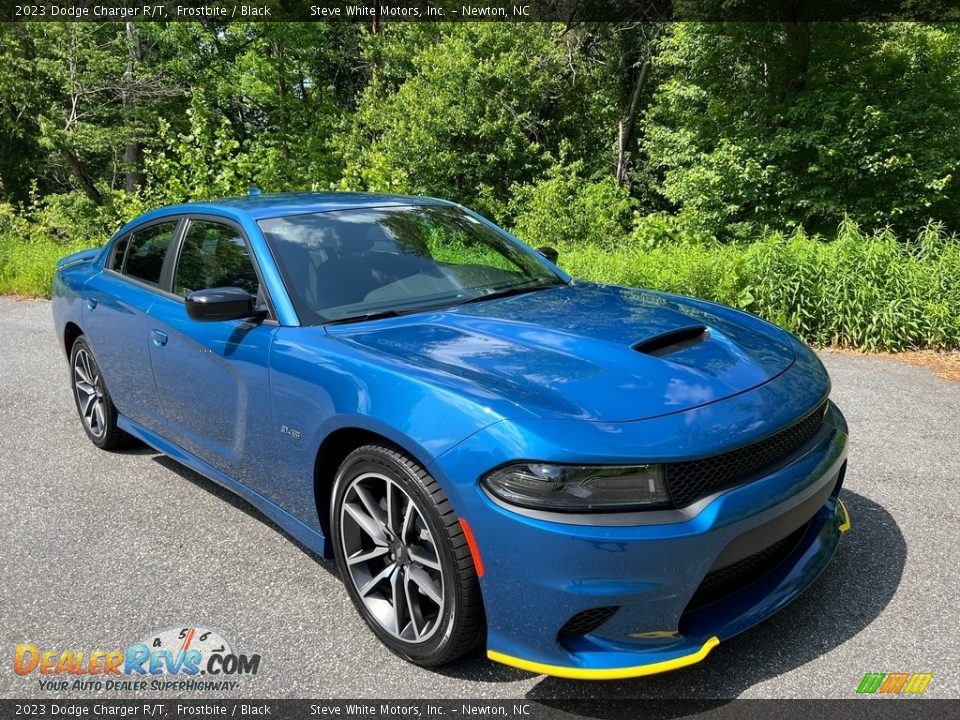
[144,192,456,222]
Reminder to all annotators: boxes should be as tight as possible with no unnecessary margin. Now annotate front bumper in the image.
[489,496,849,679]
[432,400,849,679]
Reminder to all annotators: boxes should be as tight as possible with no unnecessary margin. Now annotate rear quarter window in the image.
[109,235,130,271]
[123,222,178,286]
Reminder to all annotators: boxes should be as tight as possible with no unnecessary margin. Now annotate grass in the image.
[0,236,94,297]
[558,222,960,352]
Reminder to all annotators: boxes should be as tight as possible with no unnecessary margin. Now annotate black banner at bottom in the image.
[1,699,956,720]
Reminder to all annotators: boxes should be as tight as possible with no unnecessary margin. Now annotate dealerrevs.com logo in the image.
[13,625,260,692]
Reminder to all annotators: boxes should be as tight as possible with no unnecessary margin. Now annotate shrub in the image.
[508,160,640,248]
[0,194,112,297]
[0,233,90,297]
[559,220,960,351]
[337,24,618,218]
[644,24,960,239]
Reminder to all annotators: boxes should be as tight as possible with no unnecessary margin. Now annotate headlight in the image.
[481,463,670,512]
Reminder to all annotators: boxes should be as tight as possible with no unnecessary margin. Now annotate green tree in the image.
[138,22,364,193]
[644,23,960,238]
[336,23,621,218]
[0,25,46,203]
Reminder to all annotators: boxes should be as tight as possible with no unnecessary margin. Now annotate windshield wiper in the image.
[324,309,407,325]
[325,280,564,325]
[452,280,564,307]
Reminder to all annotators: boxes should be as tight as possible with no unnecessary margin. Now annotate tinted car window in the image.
[109,235,130,271]
[124,222,177,286]
[174,220,260,297]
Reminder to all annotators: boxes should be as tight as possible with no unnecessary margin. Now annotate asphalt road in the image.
[1,298,958,702]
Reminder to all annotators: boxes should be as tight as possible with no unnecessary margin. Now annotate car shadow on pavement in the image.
[115,439,162,455]
[523,490,905,714]
[149,453,341,578]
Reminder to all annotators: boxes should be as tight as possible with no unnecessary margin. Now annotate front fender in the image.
[263,327,515,537]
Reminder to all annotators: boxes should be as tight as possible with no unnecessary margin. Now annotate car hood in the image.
[325,283,797,422]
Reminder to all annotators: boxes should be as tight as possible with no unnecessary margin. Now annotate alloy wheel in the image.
[73,347,106,438]
[338,471,445,643]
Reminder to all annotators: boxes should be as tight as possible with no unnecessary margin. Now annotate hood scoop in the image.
[632,325,709,357]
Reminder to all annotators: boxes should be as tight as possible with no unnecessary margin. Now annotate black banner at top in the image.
[4,0,960,23]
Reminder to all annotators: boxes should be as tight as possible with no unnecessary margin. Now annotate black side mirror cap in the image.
[185,287,259,322]
[537,246,559,264]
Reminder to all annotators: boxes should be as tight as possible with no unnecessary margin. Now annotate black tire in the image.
[69,336,132,450]
[330,444,485,666]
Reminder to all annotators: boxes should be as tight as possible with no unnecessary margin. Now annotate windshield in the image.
[259,205,564,324]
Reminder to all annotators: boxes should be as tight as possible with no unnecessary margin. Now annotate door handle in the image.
[150,329,168,348]
[86,298,98,311]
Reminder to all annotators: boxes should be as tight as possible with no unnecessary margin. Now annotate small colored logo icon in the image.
[857,672,933,695]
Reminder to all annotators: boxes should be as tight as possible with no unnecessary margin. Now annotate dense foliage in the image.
[1,20,958,350]
[561,222,960,351]
[645,24,960,239]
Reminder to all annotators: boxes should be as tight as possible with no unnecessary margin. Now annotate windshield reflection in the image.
[258,205,563,324]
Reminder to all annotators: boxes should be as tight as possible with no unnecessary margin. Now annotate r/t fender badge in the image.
[280,425,302,440]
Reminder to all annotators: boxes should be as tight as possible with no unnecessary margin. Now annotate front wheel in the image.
[330,444,485,666]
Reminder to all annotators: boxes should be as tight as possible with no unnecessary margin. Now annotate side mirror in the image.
[537,246,559,264]
[185,287,258,322]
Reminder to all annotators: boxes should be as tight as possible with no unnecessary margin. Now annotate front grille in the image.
[684,523,808,613]
[665,401,828,508]
[558,606,620,639]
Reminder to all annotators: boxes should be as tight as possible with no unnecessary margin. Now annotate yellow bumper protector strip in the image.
[837,498,851,533]
[487,635,720,680]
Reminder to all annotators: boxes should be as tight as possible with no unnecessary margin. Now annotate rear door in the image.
[82,219,181,432]
[146,216,278,491]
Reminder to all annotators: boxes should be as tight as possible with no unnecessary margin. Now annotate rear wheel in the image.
[69,336,131,450]
[331,444,485,666]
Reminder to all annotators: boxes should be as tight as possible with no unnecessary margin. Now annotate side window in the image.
[109,235,130,271]
[174,221,260,297]
[124,222,178,286]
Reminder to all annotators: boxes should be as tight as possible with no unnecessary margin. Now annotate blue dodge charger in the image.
[52,192,849,679]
